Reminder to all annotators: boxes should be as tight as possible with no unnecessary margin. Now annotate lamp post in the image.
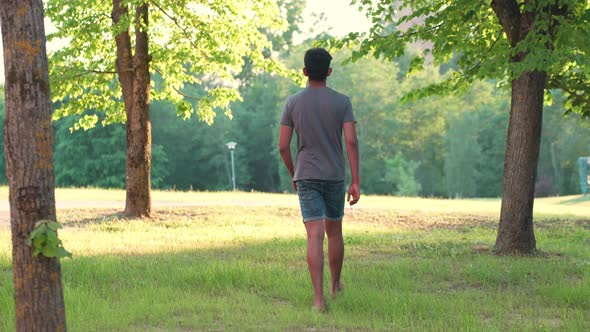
[226,141,237,191]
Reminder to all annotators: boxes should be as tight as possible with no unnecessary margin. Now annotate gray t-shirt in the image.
[280,87,356,181]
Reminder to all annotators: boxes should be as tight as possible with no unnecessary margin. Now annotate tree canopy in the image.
[330,0,590,115]
[45,0,296,128]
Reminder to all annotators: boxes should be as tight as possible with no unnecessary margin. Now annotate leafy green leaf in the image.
[47,221,62,231]
[26,220,71,259]
[33,234,47,248]
[42,246,58,258]
[47,231,60,246]
[57,247,73,258]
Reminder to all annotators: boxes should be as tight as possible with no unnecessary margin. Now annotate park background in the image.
[1,0,589,330]
[0,1,588,198]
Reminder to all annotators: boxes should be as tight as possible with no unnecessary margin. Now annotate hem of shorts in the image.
[325,215,343,221]
[303,216,325,223]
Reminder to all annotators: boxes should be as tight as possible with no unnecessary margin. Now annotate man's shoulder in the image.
[287,87,351,106]
[286,89,306,105]
[326,87,351,101]
[290,88,309,99]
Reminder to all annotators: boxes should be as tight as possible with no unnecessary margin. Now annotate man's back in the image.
[281,86,354,181]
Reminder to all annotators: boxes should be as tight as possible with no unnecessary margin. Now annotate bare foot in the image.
[330,282,345,299]
[312,298,328,313]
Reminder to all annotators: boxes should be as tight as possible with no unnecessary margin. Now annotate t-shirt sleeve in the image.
[343,97,356,124]
[280,97,294,127]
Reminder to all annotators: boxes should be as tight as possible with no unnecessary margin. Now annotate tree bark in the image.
[112,0,152,217]
[495,71,546,253]
[0,0,67,330]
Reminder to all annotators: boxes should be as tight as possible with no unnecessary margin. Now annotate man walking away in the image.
[278,48,360,312]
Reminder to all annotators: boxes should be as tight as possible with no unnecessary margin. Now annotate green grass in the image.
[0,191,589,331]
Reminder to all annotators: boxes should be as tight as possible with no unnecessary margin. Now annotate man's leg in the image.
[304,220,326,310]
[325,220,344,298]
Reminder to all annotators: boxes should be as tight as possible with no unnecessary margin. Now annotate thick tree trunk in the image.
[112,1,152,217]
[490,1,557,254]
[495,71,546,254]
[0,0,67,330]
[125,4,152,217]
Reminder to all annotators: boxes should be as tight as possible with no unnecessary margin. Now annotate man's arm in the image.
[278,125,297,191]
[343,122,360,205]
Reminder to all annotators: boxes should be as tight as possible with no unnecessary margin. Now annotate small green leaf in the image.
[33,234,46,249]
[57,247,73,258]
[42,246,58,258]
[47,231,60,246]
[47,221,62,231]
[36,223,47,234]
[28,228,42,241]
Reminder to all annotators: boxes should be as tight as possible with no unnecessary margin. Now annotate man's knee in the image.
[306,219,325,240]
[325,220,342,238]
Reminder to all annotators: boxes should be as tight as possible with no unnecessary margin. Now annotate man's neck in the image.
[308,80,327,88]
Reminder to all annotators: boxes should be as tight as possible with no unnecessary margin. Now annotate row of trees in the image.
[1,48,587,198]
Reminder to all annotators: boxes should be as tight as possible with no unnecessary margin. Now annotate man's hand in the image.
[347,183,360,206]
[343,122,360,206]
[292,180,297,192]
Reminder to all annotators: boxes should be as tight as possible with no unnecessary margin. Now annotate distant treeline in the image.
[0,44,587,197]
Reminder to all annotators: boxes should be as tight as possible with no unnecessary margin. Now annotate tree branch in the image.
[55,67,117,78]
[153,67,201,102]
[396,22,444,40]
[490,0,522,45]
[549,78,590,108]
[148,0,201,52]
[462,30,503,77]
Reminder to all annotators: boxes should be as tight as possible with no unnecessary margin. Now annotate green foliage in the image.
[150,99,231,190]
[538,90,590,195]
[444,112,481,198]
[270,0,305,54]
[53,111,170,188]
[4,18,590,197]
[45,0,296,128]
[231,74,284,191]
[384,152,421,196]
[150,72,286,192]
[25,220,72,259]
[330,0,590,116]
[41,56,587,197]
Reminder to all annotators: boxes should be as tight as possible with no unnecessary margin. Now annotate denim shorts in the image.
[296,179,346,223]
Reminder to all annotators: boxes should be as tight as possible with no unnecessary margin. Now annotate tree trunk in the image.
[112,0,152,217]
[495,71,546,254]
[0,0,67,330]
[490,1,558,254]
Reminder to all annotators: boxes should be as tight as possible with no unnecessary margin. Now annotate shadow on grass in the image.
[57,206,590,234]
[1,222,589,331]
[57,206,504,231]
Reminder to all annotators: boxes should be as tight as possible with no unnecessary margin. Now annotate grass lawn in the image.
[0,190,589,331]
